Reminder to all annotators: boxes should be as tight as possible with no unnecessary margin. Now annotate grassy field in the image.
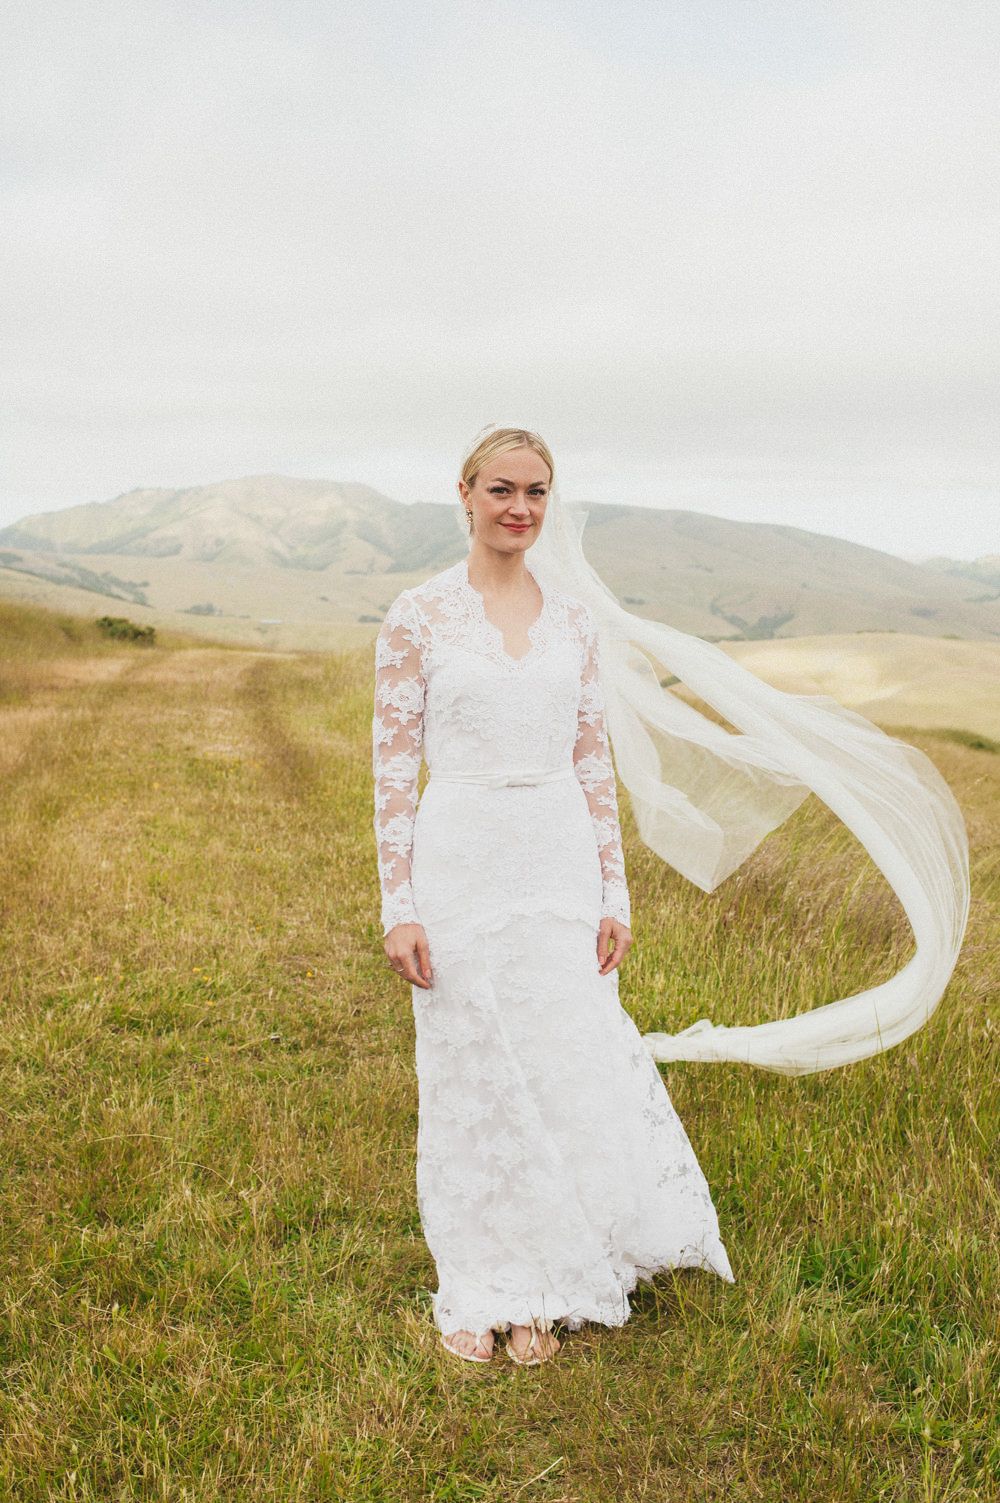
[1,597,999,1501]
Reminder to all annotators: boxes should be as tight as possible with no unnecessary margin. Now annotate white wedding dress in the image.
[373,557,733,1336]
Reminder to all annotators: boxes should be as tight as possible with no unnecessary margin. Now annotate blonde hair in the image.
[459,426,555,490]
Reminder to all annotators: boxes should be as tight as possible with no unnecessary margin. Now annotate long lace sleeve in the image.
[574,611,631,927]
[373,594,425,934]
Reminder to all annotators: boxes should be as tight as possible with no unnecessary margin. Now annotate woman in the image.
[373,428,733,1367]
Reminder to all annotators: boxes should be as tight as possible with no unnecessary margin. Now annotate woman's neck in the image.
[466,541,534,598]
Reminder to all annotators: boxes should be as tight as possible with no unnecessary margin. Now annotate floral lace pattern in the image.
[372,558,732,1334]
[373,559,629,934]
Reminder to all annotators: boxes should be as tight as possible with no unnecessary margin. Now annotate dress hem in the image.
[433,1239,734,1335]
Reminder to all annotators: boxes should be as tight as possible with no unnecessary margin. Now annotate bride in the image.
[373,427,734,1366]
[374,424,969,1366]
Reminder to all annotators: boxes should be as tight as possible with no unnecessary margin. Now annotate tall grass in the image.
[0,604,997,1501]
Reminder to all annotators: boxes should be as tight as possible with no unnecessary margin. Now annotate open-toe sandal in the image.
[505,1318,557,1367]
[441,1331,493,1364]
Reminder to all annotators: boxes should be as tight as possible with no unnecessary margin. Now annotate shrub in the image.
[95,615,156,644]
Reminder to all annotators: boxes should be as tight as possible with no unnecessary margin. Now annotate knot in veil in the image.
[529,480,969,1077]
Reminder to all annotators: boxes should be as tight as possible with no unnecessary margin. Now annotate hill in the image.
[920,552,1000,603]
[0,475,468,573]
[577,509,1000,640]
[725,633,1000,742]
[1,475,998,644]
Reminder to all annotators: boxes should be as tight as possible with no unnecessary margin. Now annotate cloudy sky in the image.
[3,0,998,557]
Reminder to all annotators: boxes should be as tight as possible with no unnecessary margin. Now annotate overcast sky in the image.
[3,0,998,558]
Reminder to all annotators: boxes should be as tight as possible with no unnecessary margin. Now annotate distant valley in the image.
[1,473,998,651]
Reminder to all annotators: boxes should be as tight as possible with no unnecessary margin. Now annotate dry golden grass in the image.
[0,600,998,1500]
[726,634,1000,741]
[0,567,383,652]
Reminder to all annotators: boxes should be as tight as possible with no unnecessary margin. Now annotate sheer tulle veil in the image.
[522,469,969,1078]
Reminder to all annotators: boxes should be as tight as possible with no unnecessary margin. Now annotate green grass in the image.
[0,602,998,1500]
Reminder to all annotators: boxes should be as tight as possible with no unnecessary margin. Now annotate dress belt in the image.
[429,766,575,792]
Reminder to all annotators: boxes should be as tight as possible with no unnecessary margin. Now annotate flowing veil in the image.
[531,485,970,1077]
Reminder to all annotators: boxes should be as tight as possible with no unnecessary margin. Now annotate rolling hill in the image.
[726,634,1000,742]
[1,474,998,647]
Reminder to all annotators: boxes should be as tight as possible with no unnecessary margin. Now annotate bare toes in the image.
[444,1329,493,1359]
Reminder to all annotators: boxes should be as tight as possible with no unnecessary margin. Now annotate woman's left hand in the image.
[597,918,632,976]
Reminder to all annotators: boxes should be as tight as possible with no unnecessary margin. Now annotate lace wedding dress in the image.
[373,557,733,1335]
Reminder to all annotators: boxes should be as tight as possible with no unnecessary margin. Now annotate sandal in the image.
[440,1330,493,1364]
[505,1318,559,1367]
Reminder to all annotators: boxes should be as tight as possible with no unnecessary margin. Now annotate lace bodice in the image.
[373,558,630,934]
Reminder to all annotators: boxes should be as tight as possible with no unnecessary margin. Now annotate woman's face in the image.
[459,447,551,554]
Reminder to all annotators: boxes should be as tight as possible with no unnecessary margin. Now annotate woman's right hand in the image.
[384,924,433,989]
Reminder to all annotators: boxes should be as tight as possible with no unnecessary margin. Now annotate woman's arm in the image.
[373,595,425,936]
[573,612,632,972]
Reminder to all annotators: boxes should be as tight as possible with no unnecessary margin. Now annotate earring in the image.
[465,510,473,521]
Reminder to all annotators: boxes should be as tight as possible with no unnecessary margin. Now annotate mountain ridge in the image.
[1,474,997,643]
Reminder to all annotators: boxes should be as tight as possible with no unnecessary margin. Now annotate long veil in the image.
[531,486,970,1077]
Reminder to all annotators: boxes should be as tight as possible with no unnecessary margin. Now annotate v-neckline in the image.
[461,558,547,665]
